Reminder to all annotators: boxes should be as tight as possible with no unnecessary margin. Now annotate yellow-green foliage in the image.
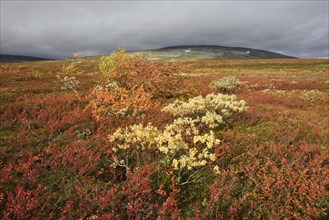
[99,46,134,80]
[110,124,160,152]
[301,89,325,101]
[72,52,83,59]
[262,88,287,97]
[262,88,327,101]
[209,76,242,92]
[28,70,41,79]
[201,112,224,128]
[109,94,248,182]
[61,62,78,75]
[162,93,247,118]
[109,118,219,173]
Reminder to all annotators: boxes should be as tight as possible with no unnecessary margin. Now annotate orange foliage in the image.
[100,47,189,96]
[86,85,156,120]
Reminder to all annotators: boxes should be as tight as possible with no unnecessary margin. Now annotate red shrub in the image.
[2,184,45,219]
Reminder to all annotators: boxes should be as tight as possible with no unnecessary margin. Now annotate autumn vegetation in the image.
[0,48,328,219]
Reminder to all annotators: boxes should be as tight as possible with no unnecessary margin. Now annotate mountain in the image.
[131,45,296,60]
[0,55,50,63]
[0,46,296,63]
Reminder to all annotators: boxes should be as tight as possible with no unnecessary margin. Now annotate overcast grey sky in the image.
[1,0,328,59]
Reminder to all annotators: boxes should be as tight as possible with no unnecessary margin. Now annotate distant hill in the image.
[0,55,50,63]
[131,45,296,60]
[0,46,297,63]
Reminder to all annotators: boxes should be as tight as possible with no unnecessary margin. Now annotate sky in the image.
[1,0,328,59]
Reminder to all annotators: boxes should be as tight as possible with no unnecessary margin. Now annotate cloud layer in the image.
[1,0,328,58]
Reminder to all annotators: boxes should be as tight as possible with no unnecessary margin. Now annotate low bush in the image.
[210,76,242,93]
[56,75,80,90]
[301,89,326,101]
[109,94,248,187]
[86,84,155,120]
[99,47,188,98]
[61,62,78,75]
[56,62,81,91]
[162,93,247,119]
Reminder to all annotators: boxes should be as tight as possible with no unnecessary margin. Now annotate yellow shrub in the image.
[108,93,248,181]
[109,117,220,173]
[61,63,78,75]
[99,46,136,80]
[209,76,242,92]
[162,93,247,118]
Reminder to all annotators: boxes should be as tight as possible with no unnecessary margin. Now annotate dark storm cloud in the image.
[1,0,328,58]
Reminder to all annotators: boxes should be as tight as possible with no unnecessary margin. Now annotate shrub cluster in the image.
[301,89,326,101]
[56,75,80,90]
[86,84,154,120]
[99,46,134,80]
[109,93,247,184]
[56,62,81,91]
[162,93,247,118]
[262,88,327,102]
[61,62,78,75]
[209,76,242,92]
[262,88,287,97]
[99,47,189,98]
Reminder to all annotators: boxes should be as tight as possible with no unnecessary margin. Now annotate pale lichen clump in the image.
[262,88,287,97]
[301,89,325,101]
[162,93,247,118]
[209,76,242,92]
[56,75,80,90]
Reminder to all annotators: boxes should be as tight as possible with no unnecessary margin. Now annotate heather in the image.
[0,50,328,219]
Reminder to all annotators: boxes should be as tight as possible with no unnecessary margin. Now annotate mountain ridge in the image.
[131,45,296,60]
[1,45,297,63]
[0,55,50,63]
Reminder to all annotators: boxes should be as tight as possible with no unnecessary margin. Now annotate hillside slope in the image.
[0,55,50,63]
[132,45,296,60]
